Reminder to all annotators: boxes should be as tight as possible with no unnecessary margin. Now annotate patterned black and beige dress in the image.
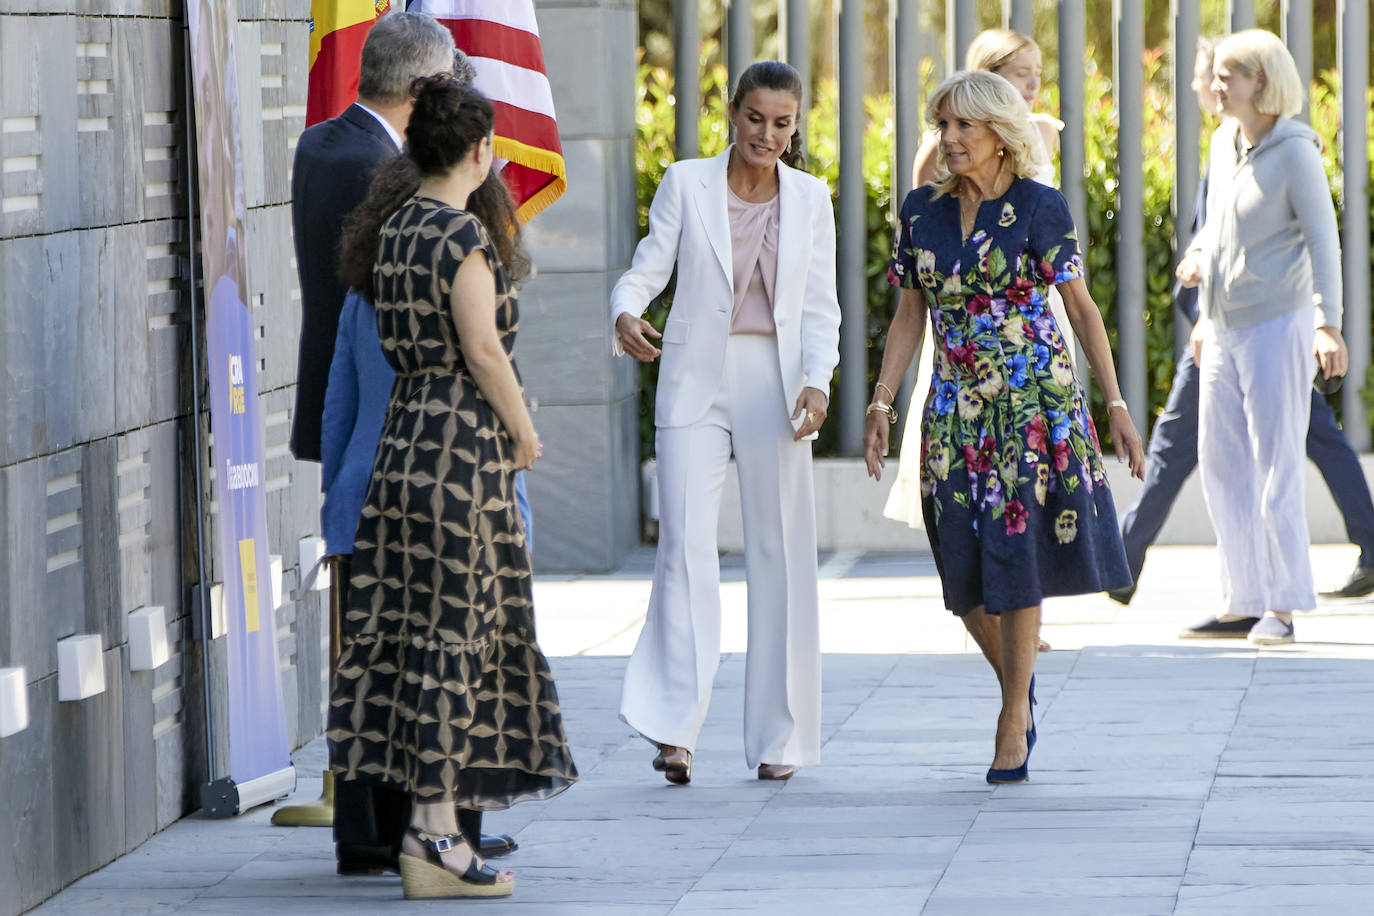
[328,196,577,810]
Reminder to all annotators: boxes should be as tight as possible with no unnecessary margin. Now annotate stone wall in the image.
[0,3,325,913]
[0,1,640,910]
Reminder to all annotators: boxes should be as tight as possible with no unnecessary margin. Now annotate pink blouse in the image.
[727,187,779,335]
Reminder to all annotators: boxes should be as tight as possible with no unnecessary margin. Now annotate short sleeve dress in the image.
[888,178,1131,615]
[328,196,577,810]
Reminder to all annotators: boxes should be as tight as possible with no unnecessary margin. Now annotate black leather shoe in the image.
[1178,615,1257,639]
[1319,565,1374,599]
[337,842,398,876]
[479,833,518,857]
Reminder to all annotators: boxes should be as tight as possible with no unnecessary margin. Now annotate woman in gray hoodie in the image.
[1176,29,1348,646]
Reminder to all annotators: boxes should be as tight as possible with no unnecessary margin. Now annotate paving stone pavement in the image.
[32,546,1374,915]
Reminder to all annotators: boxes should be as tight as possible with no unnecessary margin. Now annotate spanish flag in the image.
[306,1,392,127]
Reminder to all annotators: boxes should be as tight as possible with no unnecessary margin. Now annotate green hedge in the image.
[632,45,1374,458]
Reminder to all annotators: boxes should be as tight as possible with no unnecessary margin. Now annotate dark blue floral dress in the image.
[889,178,1130,614]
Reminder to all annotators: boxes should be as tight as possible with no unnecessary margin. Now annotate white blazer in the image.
[610,148,842,431]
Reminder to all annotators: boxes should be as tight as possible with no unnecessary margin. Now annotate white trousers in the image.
[1198,309,1316,615]
[620,333,821,768]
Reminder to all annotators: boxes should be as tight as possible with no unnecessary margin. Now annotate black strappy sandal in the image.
[398,828,514,899]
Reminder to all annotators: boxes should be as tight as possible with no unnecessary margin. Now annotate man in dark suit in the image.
[1112,39,1374,631]
[289,10,514,874]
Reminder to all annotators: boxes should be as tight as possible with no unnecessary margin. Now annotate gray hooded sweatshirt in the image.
[1190,116,1342,331]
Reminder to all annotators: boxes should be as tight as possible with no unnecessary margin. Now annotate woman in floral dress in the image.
[863,71,1145,784]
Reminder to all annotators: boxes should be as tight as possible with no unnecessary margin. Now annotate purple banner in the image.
[187,0,291,790]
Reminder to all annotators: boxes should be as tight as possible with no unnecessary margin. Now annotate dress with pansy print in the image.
[889,178,1131,615]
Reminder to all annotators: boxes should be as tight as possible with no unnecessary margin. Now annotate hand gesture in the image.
[1175,251,1202,289]
[1108,405,1146,481]
[1189,319,1208,368]
[791,387,829,441]
[1314,325,1349,380]
[862,410,890,480]
[615,313,662,362]
[512,427,541,471]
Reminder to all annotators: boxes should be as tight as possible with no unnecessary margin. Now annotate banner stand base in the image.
[200,765,296,819]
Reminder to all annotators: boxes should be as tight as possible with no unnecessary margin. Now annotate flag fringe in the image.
[495,135,567,223]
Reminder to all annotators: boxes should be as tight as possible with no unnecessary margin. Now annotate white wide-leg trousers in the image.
[1198,308,1316,615]
[620,333,821,769]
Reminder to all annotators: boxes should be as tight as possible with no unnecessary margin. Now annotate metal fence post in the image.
[727,0,754,91]
[893,0,923,443]
[1174,0,1200,359]
[786,0,809,94]
[837,0,865,455]
[673,0,701,160]
[1340,0,1371,449]
[948,0,978,72]
[1282,0,1313,123]
[1114,0,1147,420]
[1005,0,1034,35]
[1228,0,1255,32]
[1057,1,1087,246]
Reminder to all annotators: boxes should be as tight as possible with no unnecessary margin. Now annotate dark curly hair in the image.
[338,77,530,300]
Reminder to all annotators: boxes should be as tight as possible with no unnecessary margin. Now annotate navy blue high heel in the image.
[986,757,1029,784]
[987,676,1036,785]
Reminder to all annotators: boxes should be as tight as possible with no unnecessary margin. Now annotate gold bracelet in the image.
[866,401,898,425]
[874,381,896,402]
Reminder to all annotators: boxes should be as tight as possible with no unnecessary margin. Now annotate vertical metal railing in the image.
[948,0,978,72]
[660,1,1370,456]
[1229,0,1256,33]
[1005,0,1034,35]
[1057,1,1087,245]
[673,0,700,161]
[837,0,865,455]
[1339,0,1371,449]
[1114,0,1147,420]
[785,0,809,99]
[1284,0,1313,122]
[892,0,922,442]
[1173,0,1200,358]
[727,0,753,97]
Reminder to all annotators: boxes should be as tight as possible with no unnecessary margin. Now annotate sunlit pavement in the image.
[36,545,1374,915]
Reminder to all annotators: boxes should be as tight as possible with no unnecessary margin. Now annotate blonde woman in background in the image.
[1176,30,1347,645]
[889,29,1066,651]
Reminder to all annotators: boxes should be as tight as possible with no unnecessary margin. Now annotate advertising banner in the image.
[186,0,293,810]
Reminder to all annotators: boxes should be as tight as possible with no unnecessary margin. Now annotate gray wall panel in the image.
[0,6,314,912]
[0,675,58,915]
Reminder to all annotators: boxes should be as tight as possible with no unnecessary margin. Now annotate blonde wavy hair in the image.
[925,70,1039,199]
[1214,29,1303,119]
[964,28,1038,74]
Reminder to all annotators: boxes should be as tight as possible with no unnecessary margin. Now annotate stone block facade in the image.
[0,1,639,910]
[0,4,322,913]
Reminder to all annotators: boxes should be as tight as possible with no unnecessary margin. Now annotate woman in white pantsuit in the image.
[1177,30,1348,646]
[612,61,841,784]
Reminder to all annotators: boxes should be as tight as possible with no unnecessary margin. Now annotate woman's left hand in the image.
[792,387,829,441]
[1315,325,1349,379]
[1109,405,1147,481]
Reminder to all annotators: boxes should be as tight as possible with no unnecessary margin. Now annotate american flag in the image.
[408,0,566,224]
